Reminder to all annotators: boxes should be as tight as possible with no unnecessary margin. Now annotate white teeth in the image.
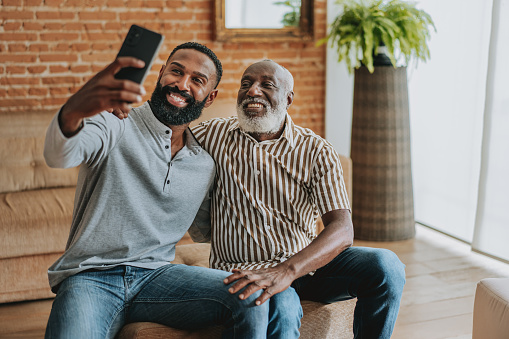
[169,93,186,103]
[247,103,264,108]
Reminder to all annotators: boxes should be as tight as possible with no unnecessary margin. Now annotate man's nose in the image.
[246,83,262,97]
[175,75,191,93]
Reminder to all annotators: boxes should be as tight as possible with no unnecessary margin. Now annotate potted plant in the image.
[320,0,435,241]
[320,0,435,73]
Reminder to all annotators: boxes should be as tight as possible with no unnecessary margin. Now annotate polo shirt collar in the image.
[141,101,202,155]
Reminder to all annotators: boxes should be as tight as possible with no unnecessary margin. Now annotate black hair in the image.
[168,42,223,89]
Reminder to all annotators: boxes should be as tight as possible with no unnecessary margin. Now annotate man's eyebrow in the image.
[170,61,209,82]
[241,74,277,82]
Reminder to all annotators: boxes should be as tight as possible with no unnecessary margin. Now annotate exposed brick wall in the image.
[0,0,327,135]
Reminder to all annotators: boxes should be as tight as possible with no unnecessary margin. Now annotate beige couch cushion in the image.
[0,253,62,302]
[0,187,73,259]
[0,110,79,194]
[473,278,509,339]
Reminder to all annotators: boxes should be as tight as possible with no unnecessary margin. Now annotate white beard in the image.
[236,98,287,135]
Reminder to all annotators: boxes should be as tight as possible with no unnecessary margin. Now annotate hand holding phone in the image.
[114,25,164,85]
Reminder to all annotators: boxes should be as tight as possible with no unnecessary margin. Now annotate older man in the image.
[191,59,406,339]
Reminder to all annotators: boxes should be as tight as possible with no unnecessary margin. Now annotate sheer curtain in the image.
[408,0,509,262]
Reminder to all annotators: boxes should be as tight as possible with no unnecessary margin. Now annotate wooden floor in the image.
[1,224,509,339]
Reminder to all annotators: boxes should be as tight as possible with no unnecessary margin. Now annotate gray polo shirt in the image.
[44,102,215,290]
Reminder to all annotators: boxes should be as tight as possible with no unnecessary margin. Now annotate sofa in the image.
[472,278,509,339]
[0,105,356,338]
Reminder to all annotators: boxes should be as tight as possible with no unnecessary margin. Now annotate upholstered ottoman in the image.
[117,243,356,339]
[472,278,509,339]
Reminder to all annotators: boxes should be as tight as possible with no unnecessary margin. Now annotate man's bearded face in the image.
[150,82,208,126]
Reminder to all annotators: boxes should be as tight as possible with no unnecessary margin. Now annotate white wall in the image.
[325,0,354,157]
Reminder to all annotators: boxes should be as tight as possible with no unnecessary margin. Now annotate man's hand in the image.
[59,57,146,136]
[224,210,354,306]
[110,108,131,120]
[224,264,296,306]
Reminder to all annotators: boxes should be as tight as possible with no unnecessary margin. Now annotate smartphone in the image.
[114,25,164,85]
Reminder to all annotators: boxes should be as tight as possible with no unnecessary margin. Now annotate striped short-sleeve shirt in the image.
[191,114,350,272]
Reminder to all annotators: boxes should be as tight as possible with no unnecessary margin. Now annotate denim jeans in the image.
[45,264,301,339]
[291,246,406,339]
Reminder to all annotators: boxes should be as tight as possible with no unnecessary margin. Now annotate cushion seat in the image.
[117,243,356,339]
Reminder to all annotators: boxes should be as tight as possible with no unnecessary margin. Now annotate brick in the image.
[231,51,266,60]
[3,0,23,5]
[106,0,124,7]
[49,65,70,73]
[36,11,76,20]
[29,88,49,96]
[40,33,80,41]
[118,12,157,20]
[195,12,211,21]
[8,43,28,52]
[0,98,41,107]
[85,33,120,41]
[0,10,33,20]
[8,88,29,97]
[27,66,47,74]
[39,54,78,63]
[85,0,108,6]
[0,54,37,62]
[0,77,39,85]
[25,0,43,5]
[82,53,116,63]
[70,65,91,73]
[196,32,213,41]
[84,23,103,31]
[29,44,49,52]
[104,22,123,31]
[44,0,65,5]
[41,76,82,85]
[78,11,117,20]
[4,22,23,31]
[44,23,65,31]
[125,0,143,7]
[53,43,71,52]
[71,43,90,52]
[301,50,324,58]
[160,11,194,20]
[23,22,44,30]
[6,66,26,74]
[49,87,71,95]
[0,33,38,41]
[41,97,67,106]
[185,0,209,10]
[63,23,84,31]
[145,0,165,8]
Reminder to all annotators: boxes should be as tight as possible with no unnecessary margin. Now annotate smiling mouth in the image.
[245,102,265,109]
[167,93,189,107]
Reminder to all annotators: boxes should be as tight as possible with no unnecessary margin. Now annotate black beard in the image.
[149,82,208,126]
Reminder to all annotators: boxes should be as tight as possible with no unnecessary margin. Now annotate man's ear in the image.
[287,91,294,108]
[158,64,166,78]
[204,89,219,108]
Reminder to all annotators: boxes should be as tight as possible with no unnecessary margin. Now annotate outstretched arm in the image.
[58,57,146,137]
[224,209,354,305]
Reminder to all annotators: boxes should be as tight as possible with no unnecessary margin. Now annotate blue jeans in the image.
[45,264,300,339]
[291,247,406,339]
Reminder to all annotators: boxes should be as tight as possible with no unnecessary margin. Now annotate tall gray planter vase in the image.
[350,66,415,241]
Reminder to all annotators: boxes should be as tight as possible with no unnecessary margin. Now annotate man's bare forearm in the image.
[278,209,354,281]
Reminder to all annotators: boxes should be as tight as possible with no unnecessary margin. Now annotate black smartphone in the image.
[114,25,164,85]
